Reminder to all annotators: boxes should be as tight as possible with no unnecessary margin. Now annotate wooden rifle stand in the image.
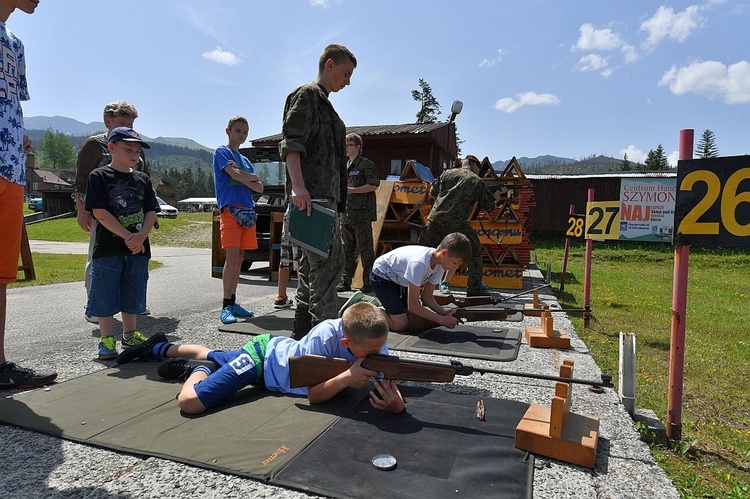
[522,289,541,317]
[515,360,600,468]
[17,223,36,281]
[524,305,570,349]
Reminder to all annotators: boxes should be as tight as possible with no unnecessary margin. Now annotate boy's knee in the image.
[177,392,206,415]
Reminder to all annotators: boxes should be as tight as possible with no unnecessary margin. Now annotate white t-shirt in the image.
[372,245,444,288]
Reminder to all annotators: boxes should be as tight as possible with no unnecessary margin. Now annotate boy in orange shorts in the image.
[212,116,264,324]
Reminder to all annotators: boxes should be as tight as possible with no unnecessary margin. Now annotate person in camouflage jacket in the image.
[279,43,357,338]
[338,132,379,293]
[418,155,503,296]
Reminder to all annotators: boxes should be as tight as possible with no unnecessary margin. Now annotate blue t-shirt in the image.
[263,318,388,396]
[212,145,256,210]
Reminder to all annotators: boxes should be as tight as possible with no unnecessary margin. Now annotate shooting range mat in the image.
[220,311,522,362]
[0,367,534,498]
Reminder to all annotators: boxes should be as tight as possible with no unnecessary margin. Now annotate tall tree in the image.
[695,129,719,158]
[644,144,668,171]
[619,152,632,171]
[411,78,441,123]
[38,128,76,169]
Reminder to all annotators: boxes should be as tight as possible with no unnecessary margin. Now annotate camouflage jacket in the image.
[427,166,496,229]
[279,82,347,211]
[343,154,379,222]
[74,133,149,195]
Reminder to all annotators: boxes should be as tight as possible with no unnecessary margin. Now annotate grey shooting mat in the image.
[0,362,369,480]
[275,385,534,499]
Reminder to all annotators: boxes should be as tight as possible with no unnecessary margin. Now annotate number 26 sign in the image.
[673,155,750,248]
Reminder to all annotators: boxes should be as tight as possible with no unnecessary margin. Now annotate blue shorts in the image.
[86,255,149,317]
[370,272,408,315]
[193,335,271,409]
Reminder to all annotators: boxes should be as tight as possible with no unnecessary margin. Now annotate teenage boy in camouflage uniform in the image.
[418,155,504,297]
[279,43,357,339]
[337,133,379,294]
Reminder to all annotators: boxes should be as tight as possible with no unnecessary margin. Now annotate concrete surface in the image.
[0,241,679,498]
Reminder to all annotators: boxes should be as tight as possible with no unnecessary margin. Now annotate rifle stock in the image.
[289,353,614,389]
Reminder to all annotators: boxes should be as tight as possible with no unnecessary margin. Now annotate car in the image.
[156,196,179,218]
[28,197,43,211]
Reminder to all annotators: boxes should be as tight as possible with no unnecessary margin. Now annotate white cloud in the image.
[659,60,750,104]
[494,91,560,113]
[667,151,679,167]
[573,23,624,52]
[621,145,646,164]
[202,48,241,66]
[479,49,505,68]
[577,54,608,71]
[640,5,705,49]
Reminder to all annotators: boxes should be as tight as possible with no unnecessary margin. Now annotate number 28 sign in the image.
[673,155,750,248]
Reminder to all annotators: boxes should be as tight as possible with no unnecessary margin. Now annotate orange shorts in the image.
[0,178,23,283]
[220,208,258,250]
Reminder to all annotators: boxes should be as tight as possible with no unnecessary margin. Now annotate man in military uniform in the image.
[418,155,504,296]
[279,43,357,339]
[337,133,379,294]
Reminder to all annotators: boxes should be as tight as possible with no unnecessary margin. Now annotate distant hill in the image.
[494,154,641,174]
[25,115,212,152]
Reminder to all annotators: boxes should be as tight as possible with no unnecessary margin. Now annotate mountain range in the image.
[25,116,212,152]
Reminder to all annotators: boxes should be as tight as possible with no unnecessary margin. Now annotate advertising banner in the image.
[619,178,676,242]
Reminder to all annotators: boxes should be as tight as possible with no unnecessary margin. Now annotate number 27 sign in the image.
[673,155,750,247]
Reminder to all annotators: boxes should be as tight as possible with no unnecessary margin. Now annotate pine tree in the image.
[695,129,719,158]
[619,153,632,171]
[411,79,441,123]
[655,144,669,170]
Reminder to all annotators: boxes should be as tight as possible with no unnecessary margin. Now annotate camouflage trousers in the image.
[295,200,344,324]
[340,220,375,287]
[418,223,483,294]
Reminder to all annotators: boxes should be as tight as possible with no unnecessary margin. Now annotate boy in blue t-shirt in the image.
[212,116,264,324]
[116,302,405,414]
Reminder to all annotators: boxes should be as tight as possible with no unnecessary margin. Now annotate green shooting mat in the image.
[0,362,369,480]
[275,385,534,499]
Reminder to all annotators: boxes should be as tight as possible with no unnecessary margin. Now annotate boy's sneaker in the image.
[338,290,365,318]
[439,282,450,293]
[0,362,57,388]
[230,303,254,318]
[221,305,237,324]
[122,330,148,347]
[274,296,294,309]
[116,333,168,365]
[98,337,118,360]
[85,314,99,324]
[157,359,218,381]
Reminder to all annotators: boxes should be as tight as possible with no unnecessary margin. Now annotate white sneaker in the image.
[85,314,99,324]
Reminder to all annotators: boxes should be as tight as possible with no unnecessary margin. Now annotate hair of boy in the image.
[103,101,138,120]
[437,232,472,263]
[341,302,388,343]
[346,132,362,148]
[227,115,249,130]
[317,43,358,74]
[463,155,481,169]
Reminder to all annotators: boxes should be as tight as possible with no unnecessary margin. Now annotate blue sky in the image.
[10,0,749,166]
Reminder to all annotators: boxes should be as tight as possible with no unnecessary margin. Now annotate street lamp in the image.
[449,100,463,123]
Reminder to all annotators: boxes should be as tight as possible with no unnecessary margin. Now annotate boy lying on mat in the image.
[116,302,405,415]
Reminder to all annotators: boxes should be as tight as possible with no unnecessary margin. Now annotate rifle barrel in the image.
[466,364,613,388]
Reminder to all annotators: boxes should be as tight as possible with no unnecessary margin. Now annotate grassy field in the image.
[19,215,750,496]
[534,239,749,498]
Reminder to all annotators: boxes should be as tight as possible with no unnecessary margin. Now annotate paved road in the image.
[1,241,679,498]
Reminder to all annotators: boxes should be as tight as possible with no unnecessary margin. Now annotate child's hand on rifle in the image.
[369,380,405,413]
[439,309,461,328]
[346,358,380,388]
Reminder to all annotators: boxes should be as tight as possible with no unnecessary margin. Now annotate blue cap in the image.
[108,127,150,149]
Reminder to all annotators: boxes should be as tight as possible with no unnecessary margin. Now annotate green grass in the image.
[11,254,161,288]
[534,239,750,498]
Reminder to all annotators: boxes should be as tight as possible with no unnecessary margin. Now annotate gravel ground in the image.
[0,243,680,498]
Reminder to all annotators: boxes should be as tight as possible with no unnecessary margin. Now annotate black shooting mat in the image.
[387,325,522,361]
[275,385,534,499]
[0,362,370,480]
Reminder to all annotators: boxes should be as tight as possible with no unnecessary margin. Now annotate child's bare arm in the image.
[92,209,131,239]
[407,283,460,328]
[225,163,264,193]
[307,358,378,404]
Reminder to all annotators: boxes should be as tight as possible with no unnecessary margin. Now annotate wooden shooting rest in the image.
[524,305,570,349]
[522,289,541,317]
[514,359,600,468]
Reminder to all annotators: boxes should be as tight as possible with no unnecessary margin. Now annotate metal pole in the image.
[583,189,594,327]
[667,129,694,441]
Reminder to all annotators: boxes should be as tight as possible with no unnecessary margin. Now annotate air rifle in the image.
[433,283,551,308]
[406,307,514,334]
[289,353,613,389]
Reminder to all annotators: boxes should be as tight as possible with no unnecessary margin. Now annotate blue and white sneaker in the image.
[439,281,450,293]
[230,303,254,318]
[220,305,237,324]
